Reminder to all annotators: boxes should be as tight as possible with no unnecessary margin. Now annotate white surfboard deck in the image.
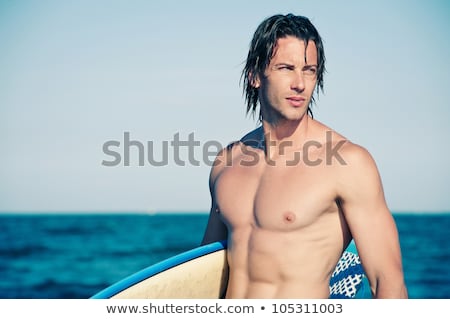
[91,240,371,299]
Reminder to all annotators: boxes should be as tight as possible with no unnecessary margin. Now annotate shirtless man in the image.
[201,14,408,299]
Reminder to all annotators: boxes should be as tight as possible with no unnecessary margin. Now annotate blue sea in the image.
[0,212,448,299]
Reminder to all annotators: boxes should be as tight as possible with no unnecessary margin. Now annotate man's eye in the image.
[277,65,294,71]
[303,67,317,76]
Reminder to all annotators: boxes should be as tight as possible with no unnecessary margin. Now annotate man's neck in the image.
[262,115,310,160]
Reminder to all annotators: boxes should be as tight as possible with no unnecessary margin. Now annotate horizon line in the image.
[0,210,449,215]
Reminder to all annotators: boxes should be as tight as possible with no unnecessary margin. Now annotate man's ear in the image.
[249,72,261,88]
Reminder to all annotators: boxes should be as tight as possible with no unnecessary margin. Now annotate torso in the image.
[213,122,352,298]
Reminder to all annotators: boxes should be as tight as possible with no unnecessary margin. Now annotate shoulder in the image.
[208,129,254,187]
[209,126,264,188]
[334,140,384,202]
[209,143,235,188]
[338,141,378,171]
[311,119,376,168]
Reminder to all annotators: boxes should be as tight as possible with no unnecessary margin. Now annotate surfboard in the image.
[91,241,228,299]
[91,240,371,299]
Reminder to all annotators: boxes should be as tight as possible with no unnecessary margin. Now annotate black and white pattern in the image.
[329,251,366,298]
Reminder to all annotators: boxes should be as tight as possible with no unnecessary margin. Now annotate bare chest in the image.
[214,159,339,232]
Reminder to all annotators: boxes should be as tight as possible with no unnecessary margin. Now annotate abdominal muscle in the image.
[224,228,341,299]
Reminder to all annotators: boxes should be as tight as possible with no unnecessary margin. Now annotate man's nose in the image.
[291,70,305,92]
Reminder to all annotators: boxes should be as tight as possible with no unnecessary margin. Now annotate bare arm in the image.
[201,201,227,245]
[338,143,408,298]
[201,148,229,245]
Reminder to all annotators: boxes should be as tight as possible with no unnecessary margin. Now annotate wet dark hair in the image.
[241,13,326,120]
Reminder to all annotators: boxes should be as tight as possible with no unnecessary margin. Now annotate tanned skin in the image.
[202,36,408,299]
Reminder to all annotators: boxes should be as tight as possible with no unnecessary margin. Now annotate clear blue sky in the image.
[1,0,449,213]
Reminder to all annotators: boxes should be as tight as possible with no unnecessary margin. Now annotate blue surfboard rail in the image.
[91,240,371,299]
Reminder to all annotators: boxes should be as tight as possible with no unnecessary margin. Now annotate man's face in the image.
[255,36,318,123]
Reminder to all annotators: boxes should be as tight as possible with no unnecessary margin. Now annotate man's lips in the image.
[286,96,305,107]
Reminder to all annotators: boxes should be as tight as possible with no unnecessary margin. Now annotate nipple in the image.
[283,211,296,223]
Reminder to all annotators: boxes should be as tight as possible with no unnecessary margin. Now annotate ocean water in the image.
[0,213,448,299]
